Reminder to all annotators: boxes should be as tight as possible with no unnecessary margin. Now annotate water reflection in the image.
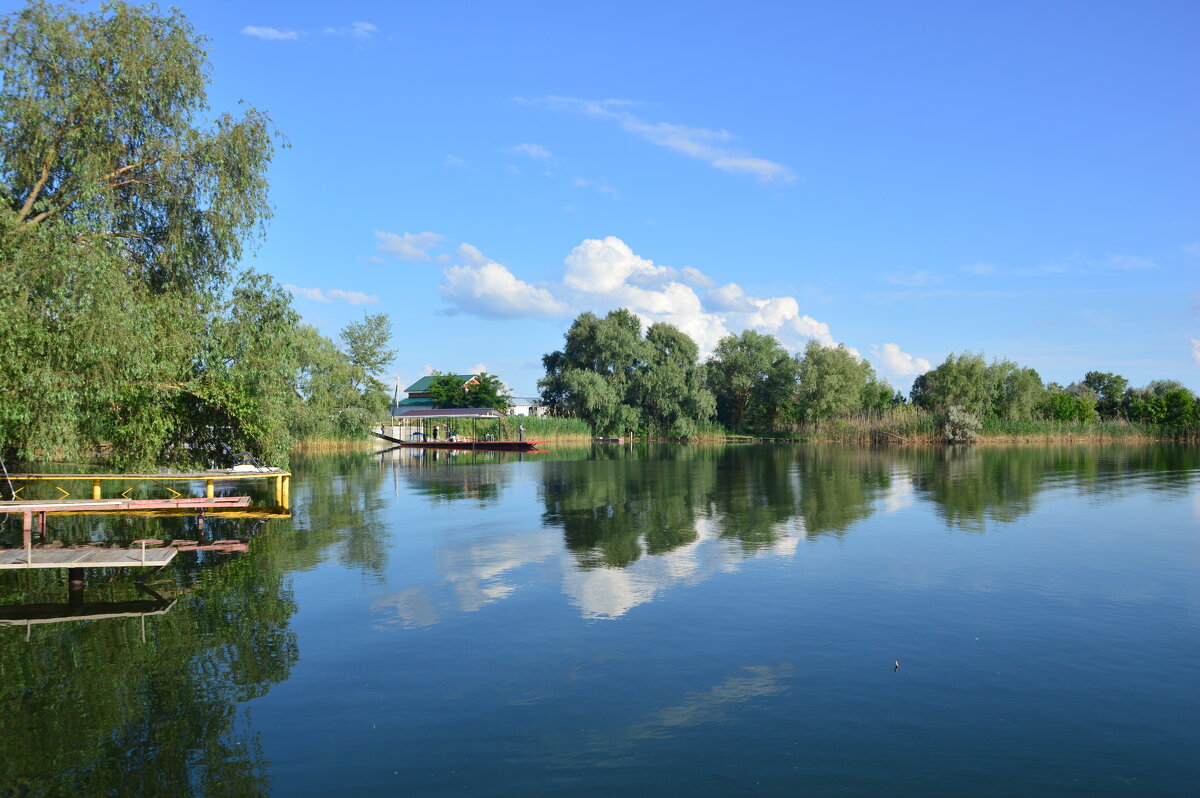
[2,443,1196,793]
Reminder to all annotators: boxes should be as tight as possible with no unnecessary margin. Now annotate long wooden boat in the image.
[372,431,544,452]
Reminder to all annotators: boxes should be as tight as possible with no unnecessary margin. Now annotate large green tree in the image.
[540,310,714,437]
[795,340,889,423]
[706,330,798,432]
[0,2,394,467]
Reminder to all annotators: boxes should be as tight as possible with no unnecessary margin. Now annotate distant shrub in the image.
[943,405,981,444]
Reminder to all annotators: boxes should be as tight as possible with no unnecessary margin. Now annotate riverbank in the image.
[689,415,1175,446]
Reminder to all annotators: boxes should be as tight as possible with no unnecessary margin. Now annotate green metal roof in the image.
[396,397,434,407]
[404,374,478,393]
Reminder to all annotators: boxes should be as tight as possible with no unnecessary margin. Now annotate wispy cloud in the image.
[962,263,995,275]
[285,285,378,306]
[521,96,795,184]
[376,231,445,261]
[884,270,939,287]
[573,176,621,199]
[443,154,468,169]
[241,25,303,41]
[243,21,377,41]
[323,21,377,38]
[1191,338,1200,366]
[506,143,552,159]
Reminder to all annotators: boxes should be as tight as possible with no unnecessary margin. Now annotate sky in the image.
[20,0,1200,395]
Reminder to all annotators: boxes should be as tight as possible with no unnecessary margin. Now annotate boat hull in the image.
[372,432,544,452]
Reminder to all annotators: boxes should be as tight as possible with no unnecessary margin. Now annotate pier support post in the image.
[68,568,85,606]
[282,475,290,509]
[205,478,214,499]
[92,478,102,500]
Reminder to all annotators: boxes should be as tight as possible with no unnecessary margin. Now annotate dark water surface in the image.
[1,445,1197,796]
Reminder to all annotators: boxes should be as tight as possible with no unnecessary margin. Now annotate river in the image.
[1,444,1196,796]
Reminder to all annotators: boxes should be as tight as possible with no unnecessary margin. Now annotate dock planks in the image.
[0,547,177,570]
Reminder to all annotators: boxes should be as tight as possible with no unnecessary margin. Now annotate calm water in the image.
[1,445,1197,796]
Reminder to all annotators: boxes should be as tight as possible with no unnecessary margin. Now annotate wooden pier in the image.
[0,545,177,571]
[4,468,291,504]
[0,496,253,567]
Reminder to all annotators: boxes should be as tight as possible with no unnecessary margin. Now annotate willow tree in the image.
[0,1,282,465]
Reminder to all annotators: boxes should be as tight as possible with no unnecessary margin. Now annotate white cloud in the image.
[705,283,757,312]
[525,97,795,184]
[870,343,932,379]
[680,267,713,288]
[284,284,326,302]
[438,244,567,319]
[241,25,302,41]
[573,176,621,199]
[790,315,835,347]
[443,155,468,168]
[284,284,378,306]
[507,143,551,159]
[1183,243,1200,259]
[376,230,445,261]
[1191,338,1200,366]
[560,237,834,354]
[430,234,845,356]
[323,21,377,37]
[564,236,671,294]
[327,289,377,306]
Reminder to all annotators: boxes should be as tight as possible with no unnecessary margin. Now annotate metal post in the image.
[92,478,102,500]
[23,511,31,566]
[206,478,214,499]
[38,511,47,543]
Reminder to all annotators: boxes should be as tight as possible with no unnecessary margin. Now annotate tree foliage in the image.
[540,311,714,437]
[706,330,798,432]
[428,372,512,411]
[0,1,390,466]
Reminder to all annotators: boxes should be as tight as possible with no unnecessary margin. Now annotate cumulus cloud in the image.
[241,26,302,40]
[557,237,835,353]
[430,234,843,356]
[438,244,567,319]
[284,285,378,305]
[507,143,552,159]
[376,230,445,261]
[870,343,932,378]
[564,236,672,293]
[523,97,795,183]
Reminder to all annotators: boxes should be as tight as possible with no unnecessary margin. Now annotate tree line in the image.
[539,310,1200,439]
[0,1,393,468]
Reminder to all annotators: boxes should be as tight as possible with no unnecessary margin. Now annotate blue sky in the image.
[27,0,1200,394]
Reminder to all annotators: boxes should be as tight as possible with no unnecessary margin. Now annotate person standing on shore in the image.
[518,423,525,442]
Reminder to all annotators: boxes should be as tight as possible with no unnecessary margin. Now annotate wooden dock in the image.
[0,546,177,570]
[5,468,291,503]
[0,597,176,627]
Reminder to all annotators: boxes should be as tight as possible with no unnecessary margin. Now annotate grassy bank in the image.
[691,410,1170,445]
